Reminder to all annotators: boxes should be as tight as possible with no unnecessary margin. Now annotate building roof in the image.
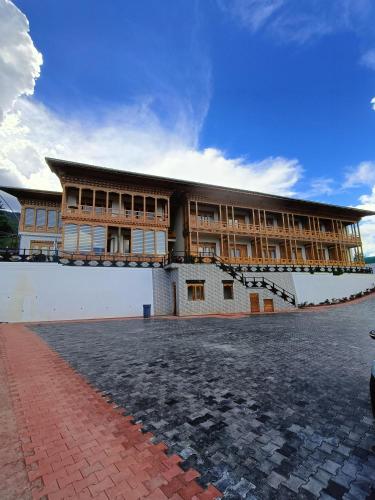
[46,157,375,220]
[0,186,62,203]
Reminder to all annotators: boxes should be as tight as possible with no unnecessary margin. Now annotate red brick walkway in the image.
[0,324,221,500]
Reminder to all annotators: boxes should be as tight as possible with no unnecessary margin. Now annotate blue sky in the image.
[1,0,375,252]
[10,0,375,206]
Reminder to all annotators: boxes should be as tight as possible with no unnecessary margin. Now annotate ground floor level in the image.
[0,262,374,322]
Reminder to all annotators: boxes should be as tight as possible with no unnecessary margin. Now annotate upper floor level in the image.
[187,201,361,245]
[1,158,373,266]
[62,185,169,228]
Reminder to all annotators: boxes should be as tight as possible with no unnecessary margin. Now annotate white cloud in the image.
[218,0,284,33]
[219,0,375,44]
[0,0,303,200]
[0,0,42,122]
[343,161,375,188]
[356,187,375,256]
[300,177,335,198]
[0,97,302,197]
[360,49,375,70]
[371,97,375,111]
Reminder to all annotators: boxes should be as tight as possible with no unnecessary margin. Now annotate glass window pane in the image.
[63,224,78,252]
[47,210,57,228]
[144,230,155,254]
[93,226,105,254]
[132,229,143,254]
[79,225,92,252]
[156,231,166,254]
[25,208,34,226]
[36,209,46,226]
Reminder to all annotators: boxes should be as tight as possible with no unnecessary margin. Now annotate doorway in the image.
[249,293,260,313]
[172,282,177,316]
[263,298,274,313]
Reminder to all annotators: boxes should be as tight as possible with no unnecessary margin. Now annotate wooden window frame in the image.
[186,280,205,301]
[222,281,234,300]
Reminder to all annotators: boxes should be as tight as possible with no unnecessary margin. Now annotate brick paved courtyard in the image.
[32,298,375,500]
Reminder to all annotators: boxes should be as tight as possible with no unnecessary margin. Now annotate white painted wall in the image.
[19,232,61,251]
[293,272,375,305]
[0,263,153,322]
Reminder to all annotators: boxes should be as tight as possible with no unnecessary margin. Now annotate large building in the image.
[1,157,374,320]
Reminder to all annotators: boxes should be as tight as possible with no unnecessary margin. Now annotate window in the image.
[230,248,241,258]
[47,210,57,228]
[25,208,34,227]
[36,209,46,227]
[223,281,234,300]
[156,231,166,254]
[63,224,78,252]
[93,226,105,254]
[266,216,275,227]
[263,245,277,259]
[131,229,167,255]
[144,230,155,254]
[132,229,144,253]
[198,211,214,223]
[198,243,216,256]
[79,225,92,252]
[187,281,205,301]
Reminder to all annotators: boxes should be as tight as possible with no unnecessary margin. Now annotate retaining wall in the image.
[0,263,153,322]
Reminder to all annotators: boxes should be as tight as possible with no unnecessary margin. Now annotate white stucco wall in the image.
[19,232,61,251]
[0,263,153,322]
[293,272,375,305]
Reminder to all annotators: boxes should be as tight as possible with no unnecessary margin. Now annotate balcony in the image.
[62,205,169,227]
[189,217,360,245]
[187,251,365,268]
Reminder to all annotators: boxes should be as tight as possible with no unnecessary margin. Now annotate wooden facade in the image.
[1,157,373,268]
[186,198,365,267]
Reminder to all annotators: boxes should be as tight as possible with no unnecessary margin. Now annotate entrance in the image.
[249,293,260,313]
[263,298,274,313]
[172,282,177,316]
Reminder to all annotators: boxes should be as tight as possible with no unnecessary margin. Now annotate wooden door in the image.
[263,298,274,313]
[249,293,260,313]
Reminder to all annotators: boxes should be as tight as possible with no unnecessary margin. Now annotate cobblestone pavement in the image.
[33,297,375,500]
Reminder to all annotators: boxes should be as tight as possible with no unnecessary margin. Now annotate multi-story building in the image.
[1,157,374,319]
[1,187,62,254]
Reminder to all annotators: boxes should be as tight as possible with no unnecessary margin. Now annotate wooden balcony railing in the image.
[188,251,365,268]
[60,251,165,263]
[189,217,360,244]
[62,205,169,226]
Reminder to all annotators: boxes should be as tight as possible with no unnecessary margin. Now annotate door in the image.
[172,282,177,316]
[250,293,260,313]
[263,298,274,313]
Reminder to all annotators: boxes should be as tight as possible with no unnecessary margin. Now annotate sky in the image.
[0,0,375,253]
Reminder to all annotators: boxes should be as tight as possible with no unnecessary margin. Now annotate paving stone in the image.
[31,298,375,499]
[282,473,306,493]
[266,471,285,489]
[321,460,341,475]
[301,477,325,497]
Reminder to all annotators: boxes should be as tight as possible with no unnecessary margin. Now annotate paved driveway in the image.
[32,298,375,500]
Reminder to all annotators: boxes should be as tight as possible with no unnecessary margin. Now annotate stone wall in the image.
[153,264,296,316]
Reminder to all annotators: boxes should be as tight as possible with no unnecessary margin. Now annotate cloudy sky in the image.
[1,0,375,253]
